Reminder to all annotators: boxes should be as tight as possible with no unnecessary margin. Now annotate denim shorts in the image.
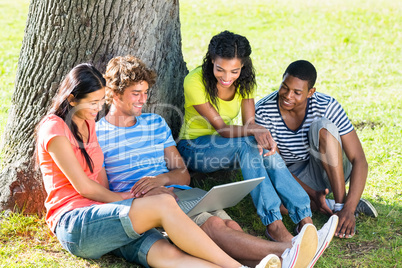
[287,117,352,192]
[55,198,165,267]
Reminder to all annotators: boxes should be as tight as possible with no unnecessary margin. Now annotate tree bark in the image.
[0,0,187,214]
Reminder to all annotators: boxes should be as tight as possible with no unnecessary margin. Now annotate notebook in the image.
[175,177,265,217]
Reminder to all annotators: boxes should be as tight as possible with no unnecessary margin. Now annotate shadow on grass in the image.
[89,255,142,268]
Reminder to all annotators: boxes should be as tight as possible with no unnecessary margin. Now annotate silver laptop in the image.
[175,177,264,217]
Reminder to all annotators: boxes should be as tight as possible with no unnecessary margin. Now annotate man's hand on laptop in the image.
[130,176,167,198]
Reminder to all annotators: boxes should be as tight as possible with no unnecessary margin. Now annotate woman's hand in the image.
[248,123,277,156]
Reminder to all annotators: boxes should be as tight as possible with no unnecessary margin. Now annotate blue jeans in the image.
[177,135,312,226]
[55,198,165,267]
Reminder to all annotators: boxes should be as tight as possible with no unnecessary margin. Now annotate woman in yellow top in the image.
[178,31,315,242]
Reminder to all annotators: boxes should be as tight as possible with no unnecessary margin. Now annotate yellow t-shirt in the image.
[179,67,255,140]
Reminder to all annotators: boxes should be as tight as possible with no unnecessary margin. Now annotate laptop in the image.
[175,177,265,217]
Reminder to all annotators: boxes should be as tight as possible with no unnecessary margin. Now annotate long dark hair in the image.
[201,30,256,108]
[41,63,105,173]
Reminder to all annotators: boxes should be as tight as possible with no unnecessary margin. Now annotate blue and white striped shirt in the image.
[96,113,176,192]
[255,91,354,164]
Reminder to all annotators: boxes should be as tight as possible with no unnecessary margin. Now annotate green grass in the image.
[0,211,136,267]
[1,0,401,267]
[0,0,29,143]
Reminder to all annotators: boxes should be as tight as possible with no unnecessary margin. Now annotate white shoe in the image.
[308,215,338,268]
[282,224,318,268]
[256,254,281,268]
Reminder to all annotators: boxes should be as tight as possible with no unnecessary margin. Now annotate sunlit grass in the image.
[0,0,28,143]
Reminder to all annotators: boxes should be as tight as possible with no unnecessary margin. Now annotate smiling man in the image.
[255,60,377,239]
[96,55,189,194]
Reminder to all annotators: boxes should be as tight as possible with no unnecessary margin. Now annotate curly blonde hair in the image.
[104,55,157,104]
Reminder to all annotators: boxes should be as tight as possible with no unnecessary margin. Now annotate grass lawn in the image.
[1,0,401,267]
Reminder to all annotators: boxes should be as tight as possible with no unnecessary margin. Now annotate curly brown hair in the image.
[104,55,157,104]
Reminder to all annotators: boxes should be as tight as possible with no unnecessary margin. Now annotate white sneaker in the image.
[282,224,318,268]
[256,254,281,268]
[308,215,338,268]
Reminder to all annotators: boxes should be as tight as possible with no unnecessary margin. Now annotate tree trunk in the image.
[0,0,187,215]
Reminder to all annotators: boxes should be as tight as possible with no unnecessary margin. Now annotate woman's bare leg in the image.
[129,194,242,268]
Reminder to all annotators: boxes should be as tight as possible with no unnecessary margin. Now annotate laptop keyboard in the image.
[178,197,203,213]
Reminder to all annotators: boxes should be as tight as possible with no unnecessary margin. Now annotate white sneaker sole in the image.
[308,215,339,268]
[288,224,318,268]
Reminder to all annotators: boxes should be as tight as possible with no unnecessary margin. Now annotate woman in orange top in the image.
[36,63,279,268]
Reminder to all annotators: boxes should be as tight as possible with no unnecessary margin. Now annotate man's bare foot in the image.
[296,217,314,233]
[266,220,293,242]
